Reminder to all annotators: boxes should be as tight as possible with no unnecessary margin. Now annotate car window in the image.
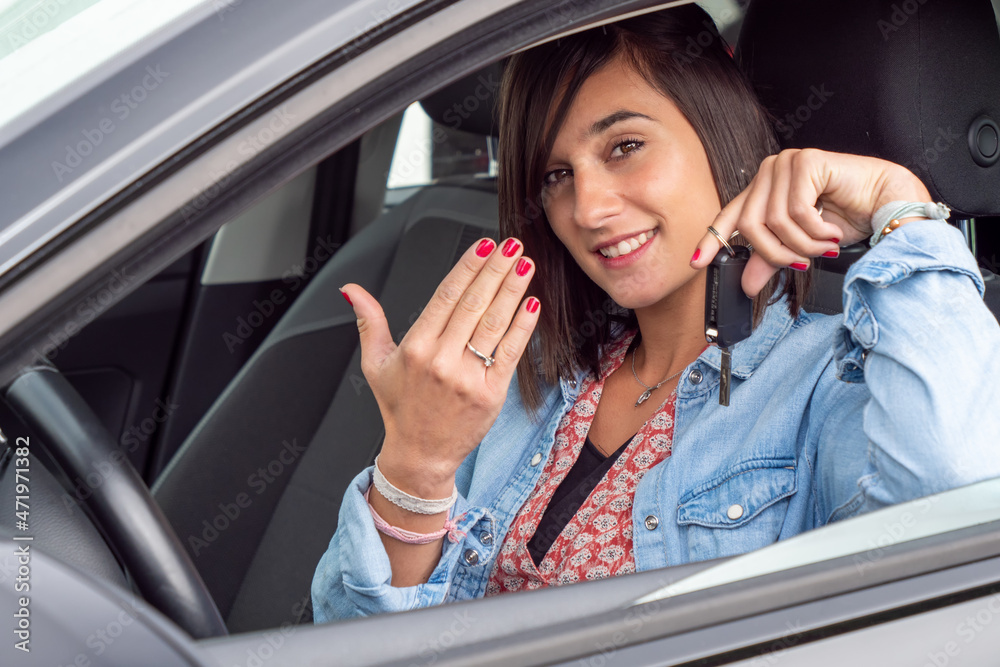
[6,0,1000,653]
[384,101,498,208]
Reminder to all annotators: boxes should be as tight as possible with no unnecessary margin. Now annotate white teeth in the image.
[599,230,656,258]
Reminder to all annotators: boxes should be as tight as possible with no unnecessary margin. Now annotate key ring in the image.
[707,226,736,257]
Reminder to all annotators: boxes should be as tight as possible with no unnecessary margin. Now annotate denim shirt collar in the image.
[698,293,796,380]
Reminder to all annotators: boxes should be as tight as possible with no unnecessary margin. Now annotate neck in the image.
[631,269,709,381]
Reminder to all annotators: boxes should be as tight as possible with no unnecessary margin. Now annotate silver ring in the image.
[466,341,495,368]
[707,226,736,257]
[816,201,824,217]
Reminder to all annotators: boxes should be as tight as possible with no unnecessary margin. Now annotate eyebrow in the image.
[586,110,656,137]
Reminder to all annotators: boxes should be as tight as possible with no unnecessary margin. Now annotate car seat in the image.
[738,0,1000,316]
[151,64,504,632]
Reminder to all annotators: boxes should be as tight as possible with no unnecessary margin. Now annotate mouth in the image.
[595,229,658,258]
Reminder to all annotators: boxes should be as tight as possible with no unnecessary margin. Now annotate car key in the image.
[704,245,753,406]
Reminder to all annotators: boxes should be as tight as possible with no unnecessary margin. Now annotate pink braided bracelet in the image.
[365,486,466,545]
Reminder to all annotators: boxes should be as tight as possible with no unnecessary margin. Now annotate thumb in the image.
[340,283,396,369]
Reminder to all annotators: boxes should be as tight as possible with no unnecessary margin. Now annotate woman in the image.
[312,5,1000,619]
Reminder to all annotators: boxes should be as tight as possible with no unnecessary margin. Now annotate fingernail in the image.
[526,297,540,313]
[476,239,495,257]
[829,238,840,244]
[822,250,839,258]
[502,239,521,257]
[341,290,353,306]
[790,262,809,271]
[691,248,701,263]
[516,258,531,276]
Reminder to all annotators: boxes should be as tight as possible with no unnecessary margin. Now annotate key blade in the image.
[719,347,732,407]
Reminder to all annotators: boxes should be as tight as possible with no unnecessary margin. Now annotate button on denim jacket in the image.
[313,220,1000,622]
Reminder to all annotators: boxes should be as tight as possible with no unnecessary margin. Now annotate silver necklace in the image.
[631,348,684,407]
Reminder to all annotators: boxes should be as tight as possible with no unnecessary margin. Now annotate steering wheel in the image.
[3,364,227,639]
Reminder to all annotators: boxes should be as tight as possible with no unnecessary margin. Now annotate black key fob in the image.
[705,246,753,348]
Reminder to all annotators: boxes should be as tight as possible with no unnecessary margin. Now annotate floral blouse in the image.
[485,332,677,593]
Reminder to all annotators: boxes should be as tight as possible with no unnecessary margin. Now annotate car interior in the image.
[2,0,1000,648]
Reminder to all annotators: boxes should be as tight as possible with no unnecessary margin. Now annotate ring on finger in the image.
[466,341,495,368]
[707,226,736,257]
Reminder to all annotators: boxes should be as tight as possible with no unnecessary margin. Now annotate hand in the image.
[691,148,933,297]
[340,238,540,498]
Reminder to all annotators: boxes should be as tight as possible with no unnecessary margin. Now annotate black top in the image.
[527,434,633,567]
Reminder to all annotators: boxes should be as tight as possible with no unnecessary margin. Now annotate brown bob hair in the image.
[498,4,810,411]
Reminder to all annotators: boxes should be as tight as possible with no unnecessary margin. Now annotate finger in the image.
[467,255,535,359]
[737,163,810,269]
[786,154,846,245]
[440,238,524,350]
[487,296,541,386]
[741,254,783,298]
[341,283,396,374]
[408,238,499,340]
[759,153,831,258]
[690,185,749,269]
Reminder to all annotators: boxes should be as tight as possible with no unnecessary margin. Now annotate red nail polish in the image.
[476,239,495,257]
[516,258,531,276]
[829,238,840,244]
[526,297,540,313]
[341,290,353,306]
[691,248,701,263]
[822,250,839,258]
[790,262,809,271]
[502,239,521,257]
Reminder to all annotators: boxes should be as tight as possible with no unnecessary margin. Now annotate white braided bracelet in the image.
[372,455,458,515]
[870,200,951,248]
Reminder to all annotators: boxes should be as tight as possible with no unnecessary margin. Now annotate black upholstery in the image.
[737,0,1000,217]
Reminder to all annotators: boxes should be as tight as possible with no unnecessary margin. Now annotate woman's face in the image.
[541,57,722,310]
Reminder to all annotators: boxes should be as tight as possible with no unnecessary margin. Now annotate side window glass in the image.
[384,102,497,209]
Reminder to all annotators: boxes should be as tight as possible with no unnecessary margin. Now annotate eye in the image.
[610,138,644,159]
[542,168,572,188]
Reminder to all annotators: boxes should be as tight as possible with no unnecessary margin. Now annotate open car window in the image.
[1,0,999,664]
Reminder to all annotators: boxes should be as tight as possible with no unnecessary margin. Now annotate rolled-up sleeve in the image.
[819,218,1000,520]
[311,467,487,622]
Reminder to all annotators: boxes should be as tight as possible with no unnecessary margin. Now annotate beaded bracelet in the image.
[870,201,951,248]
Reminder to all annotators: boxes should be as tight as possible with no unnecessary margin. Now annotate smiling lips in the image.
[597,229,658,258]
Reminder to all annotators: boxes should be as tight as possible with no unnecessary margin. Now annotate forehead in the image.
[546,57,673,147]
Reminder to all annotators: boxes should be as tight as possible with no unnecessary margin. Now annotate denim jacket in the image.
[313,219,1000,622]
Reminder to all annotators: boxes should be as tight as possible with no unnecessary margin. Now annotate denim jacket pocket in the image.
[677,458,797,561]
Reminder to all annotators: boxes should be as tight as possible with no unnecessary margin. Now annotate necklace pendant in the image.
[635,389,653,407]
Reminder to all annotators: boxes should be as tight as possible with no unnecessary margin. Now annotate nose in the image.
[572,167,623,229]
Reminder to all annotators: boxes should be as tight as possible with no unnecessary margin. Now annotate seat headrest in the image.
[737,0,1000,217]
[419,62,503,138]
